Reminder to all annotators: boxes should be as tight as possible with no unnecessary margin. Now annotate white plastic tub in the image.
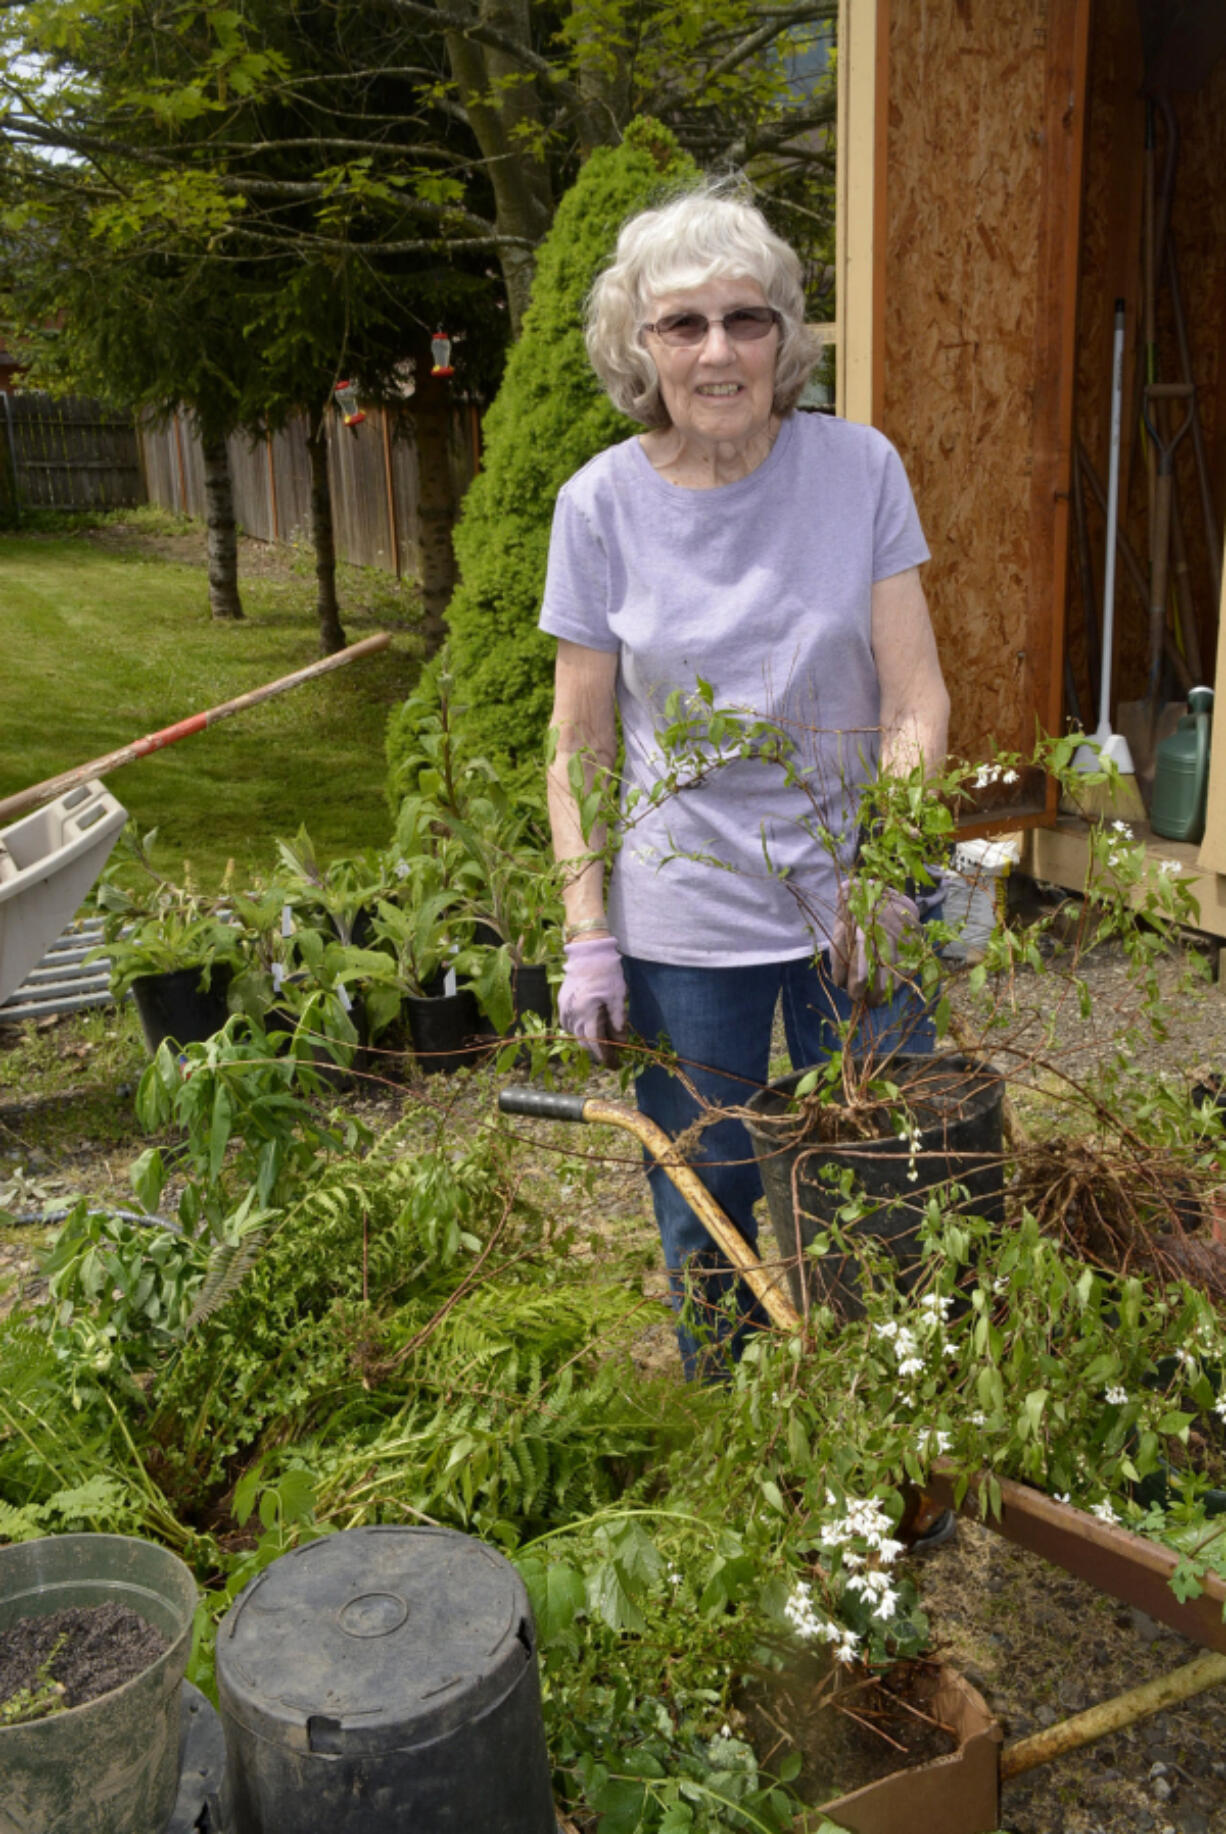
[942,834,1022,961]
[0,781,127,1004]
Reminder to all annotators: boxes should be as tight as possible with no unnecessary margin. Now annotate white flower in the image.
[1001,769,1019,785]
[875,1320,900,1341]
[927,1430,952,1455]
[720,1723,731,1739]
[969,1411,987,1427]
[1213,1397,1226,1423]
[1089,1500,1119,1524]
[668,1566,682,1585]
[1111,820,1131,835]
[920,1294,952,1317]
[1105,1385,1128,1405]
[1054,1491,1070,1504]
[898,1356,924,1377]
[1156,857,1181,876]
[1175,1348,1196,1368]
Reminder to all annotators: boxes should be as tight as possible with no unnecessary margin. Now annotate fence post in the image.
[380,405,400,577]
[0,391,20,526]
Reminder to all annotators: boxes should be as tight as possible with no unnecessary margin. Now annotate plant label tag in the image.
[281,904,294,938]
[444,967,457,998]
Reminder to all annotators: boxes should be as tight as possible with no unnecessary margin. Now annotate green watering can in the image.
[1150,685,1214,845]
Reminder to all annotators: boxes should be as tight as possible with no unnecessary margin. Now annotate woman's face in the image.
[641,274,779,452]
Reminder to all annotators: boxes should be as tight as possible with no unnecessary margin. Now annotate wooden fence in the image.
[1,392,145,510]
[138,402,481,577]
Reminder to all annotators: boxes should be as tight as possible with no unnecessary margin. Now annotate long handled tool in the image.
[0,633,392,825]
[1073,302,1136,783]
[497,1085,800,1330]
[1140,381,1195,744]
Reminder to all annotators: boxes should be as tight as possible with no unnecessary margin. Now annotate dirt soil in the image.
[0,1603,167,1715]
[740,1655,958,1803]
[2,928,1225,1828]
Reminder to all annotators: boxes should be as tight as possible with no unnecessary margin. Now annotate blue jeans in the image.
[623,949,936,1379]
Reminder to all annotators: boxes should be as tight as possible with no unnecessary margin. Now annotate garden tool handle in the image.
[498,1088,590,1123]
[497,1087,801,1332]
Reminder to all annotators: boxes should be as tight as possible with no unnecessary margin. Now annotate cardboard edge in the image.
[806,1665,1002,1834]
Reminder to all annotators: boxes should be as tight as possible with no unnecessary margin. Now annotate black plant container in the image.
[745,1052,1005,1318]
[406,987,490,1075]
[512,962,552,1028]
[215,1526,556,1834]
[131,965,233,1058]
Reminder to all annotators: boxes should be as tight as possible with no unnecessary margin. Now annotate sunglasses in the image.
[641,306,781,348]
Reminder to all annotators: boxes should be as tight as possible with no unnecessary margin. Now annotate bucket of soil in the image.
[131,963,233,1057]
[0,1531,197,1834]
[745,1053,1005,1318]
[741,1658,1001,1834]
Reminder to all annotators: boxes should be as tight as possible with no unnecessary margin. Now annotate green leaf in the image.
[587,1559,646,1635]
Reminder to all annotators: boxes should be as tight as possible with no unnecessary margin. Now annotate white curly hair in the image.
[585,183,822,429]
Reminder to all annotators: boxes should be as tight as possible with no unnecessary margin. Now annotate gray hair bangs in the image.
[585,185,823,429]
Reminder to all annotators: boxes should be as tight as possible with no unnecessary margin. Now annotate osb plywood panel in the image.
[881,1,1058,762]
[1071,11,1226,711]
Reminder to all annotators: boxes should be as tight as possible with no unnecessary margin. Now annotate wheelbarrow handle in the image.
[497,1087,591,1123]
[497,1085,801,1331]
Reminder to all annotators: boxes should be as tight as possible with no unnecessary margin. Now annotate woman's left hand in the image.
[829,880,920,1005]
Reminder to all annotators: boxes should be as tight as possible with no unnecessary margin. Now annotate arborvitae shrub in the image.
[386,119,700,797]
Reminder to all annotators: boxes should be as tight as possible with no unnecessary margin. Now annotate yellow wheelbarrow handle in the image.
[497,1086,801,1332]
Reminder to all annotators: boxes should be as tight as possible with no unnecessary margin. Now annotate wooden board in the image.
[878,0,1090,773]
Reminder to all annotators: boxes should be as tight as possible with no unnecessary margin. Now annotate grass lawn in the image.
[0,510,425,883]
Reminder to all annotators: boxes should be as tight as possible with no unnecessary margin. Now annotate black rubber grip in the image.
[498,1087,589,1123]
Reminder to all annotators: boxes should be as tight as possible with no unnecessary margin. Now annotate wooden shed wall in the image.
[878,0,1089,784]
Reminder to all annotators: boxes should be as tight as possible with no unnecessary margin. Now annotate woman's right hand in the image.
[559,934,627,1065]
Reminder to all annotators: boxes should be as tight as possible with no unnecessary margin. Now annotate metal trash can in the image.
[215,1525,556,1833]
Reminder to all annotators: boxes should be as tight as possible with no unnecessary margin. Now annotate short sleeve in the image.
[537,483,620,652]
[872,439,930,581]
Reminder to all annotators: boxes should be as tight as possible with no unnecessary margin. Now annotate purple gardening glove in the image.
[829,878,921,1006]
[559,934,627,1066]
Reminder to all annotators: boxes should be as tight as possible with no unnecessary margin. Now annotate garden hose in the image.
[497,1086,800,1331]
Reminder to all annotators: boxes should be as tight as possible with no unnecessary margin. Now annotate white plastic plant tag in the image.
[272,963,285,993]
[281,904,294,938]
[444,967,457,999]
[338,985,353,1013]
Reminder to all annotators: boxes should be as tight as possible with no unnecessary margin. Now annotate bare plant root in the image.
[1015,1138,1226,1301]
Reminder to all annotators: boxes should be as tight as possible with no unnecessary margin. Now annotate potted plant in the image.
[0,1531,197,1834]
[91,828,241,1056]
[390,682,560,1040]
[745,1047,1006,1318]
[366,877,487,1075]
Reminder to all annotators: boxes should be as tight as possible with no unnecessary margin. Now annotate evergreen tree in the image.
[434,118,700,774]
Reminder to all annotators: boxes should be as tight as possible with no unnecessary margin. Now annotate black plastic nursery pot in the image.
[512,962,553,1029]
[215,1524,556,1834]
[131,964,233,1058]
[745,1052,1005,1318]
[406,987,490,1075]
[0,1532,197,1834]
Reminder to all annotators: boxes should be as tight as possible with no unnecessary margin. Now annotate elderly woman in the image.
[539,187,950,1377]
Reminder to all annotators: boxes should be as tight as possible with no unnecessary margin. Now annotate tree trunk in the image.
[440,0,556,335]
[410,332,459,655]
[201,430,243,620]
[305,422,347,654]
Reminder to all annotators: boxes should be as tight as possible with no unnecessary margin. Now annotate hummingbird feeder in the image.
[334,378,366,427]
[430,331,455,378]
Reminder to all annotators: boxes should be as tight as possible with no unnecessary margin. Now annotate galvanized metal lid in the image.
[216,1526,535,1756]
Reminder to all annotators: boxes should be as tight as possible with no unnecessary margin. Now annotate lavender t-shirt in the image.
[538,412,929,966]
